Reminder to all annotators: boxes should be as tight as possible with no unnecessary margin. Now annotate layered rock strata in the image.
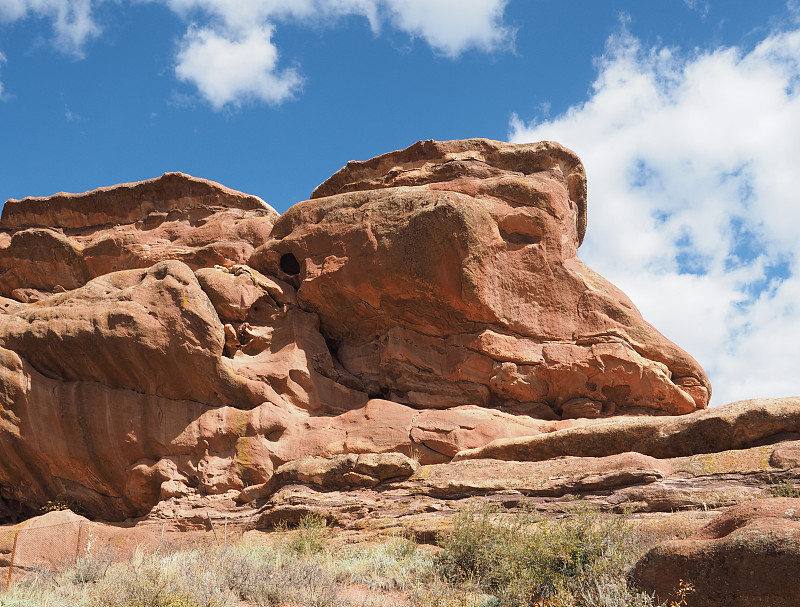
[249,397,800,524]
[0,140,717,520]
[0,172,276,302]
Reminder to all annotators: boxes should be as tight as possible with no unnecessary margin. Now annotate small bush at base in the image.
[436,502,660,607]
[291,513,329,555]
[768,479,800,498]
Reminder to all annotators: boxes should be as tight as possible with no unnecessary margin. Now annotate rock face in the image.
[0,140,719,521]
[250,404,800,525]
[251,139,709,415]
[0,172,277,302]
[633,498,800,607]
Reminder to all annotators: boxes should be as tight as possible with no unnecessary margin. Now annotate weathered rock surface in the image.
[249,434,799,519]
[0,509,89,570]
[251,139,709,415]
[633,498,800,607]
[270,452,420,492]
[0,260,261,406]
[454,397,800,462]
[0,138,777,526]
[0,173,278,301]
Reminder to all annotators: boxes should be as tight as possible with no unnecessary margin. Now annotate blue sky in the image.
[1,0,799,406]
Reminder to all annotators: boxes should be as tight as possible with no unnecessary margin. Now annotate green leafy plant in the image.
[768,478,800,498]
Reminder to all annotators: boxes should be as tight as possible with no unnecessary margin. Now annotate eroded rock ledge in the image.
[0,138,742,523]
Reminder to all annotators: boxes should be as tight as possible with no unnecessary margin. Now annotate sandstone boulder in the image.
[633,498,800,607]
[0,260,260,407]
[270,452,419,491]
[0,509,89,570]
[251,139,709,416]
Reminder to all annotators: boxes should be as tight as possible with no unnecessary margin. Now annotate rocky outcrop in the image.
[269,452,420,492]
[454,397,800,462]
[0,139,721,521]
[249,423,798,517]
[0,509,89,570]
[633,498,800,607]
[0,173,277,302]
[0,260,260,406]
[251,139,709,415]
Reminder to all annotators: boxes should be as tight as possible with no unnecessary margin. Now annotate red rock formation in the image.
[251,139,709,416]
[0,140,716,520]
[633,498,800,607]
[453,397,800,462]
[0,172,277,302]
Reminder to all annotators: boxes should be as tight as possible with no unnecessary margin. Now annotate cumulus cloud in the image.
[0,0,102,55]
[510,26,800,406]
[0,51,5,98]
[1,0,512,107]
[156,0,512,108]
[175,24,302,109]
[382,0,512,57]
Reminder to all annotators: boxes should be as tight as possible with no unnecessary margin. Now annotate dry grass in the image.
[0,516,431,607]
[629,511,709,550]
[0,507,686,607]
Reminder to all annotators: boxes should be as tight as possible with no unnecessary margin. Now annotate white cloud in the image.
[0,0,102,56]
[1,0,512,107]
[683,0,709,18]
[156,0,512,108]
[174,24,302,109]
[383,0,512,57]
[156,0,510,52]
[0,50,5,99]
[510,26,800,406]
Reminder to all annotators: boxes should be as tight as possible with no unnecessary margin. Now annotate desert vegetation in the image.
[0,504,702,607]
[768,479,800,498]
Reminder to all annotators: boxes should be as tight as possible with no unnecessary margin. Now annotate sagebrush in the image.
[1,507,687,607]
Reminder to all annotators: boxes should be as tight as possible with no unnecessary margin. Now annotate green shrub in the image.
[436,502,657,607]
[289,513,329,555]
[768,479,800,498]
